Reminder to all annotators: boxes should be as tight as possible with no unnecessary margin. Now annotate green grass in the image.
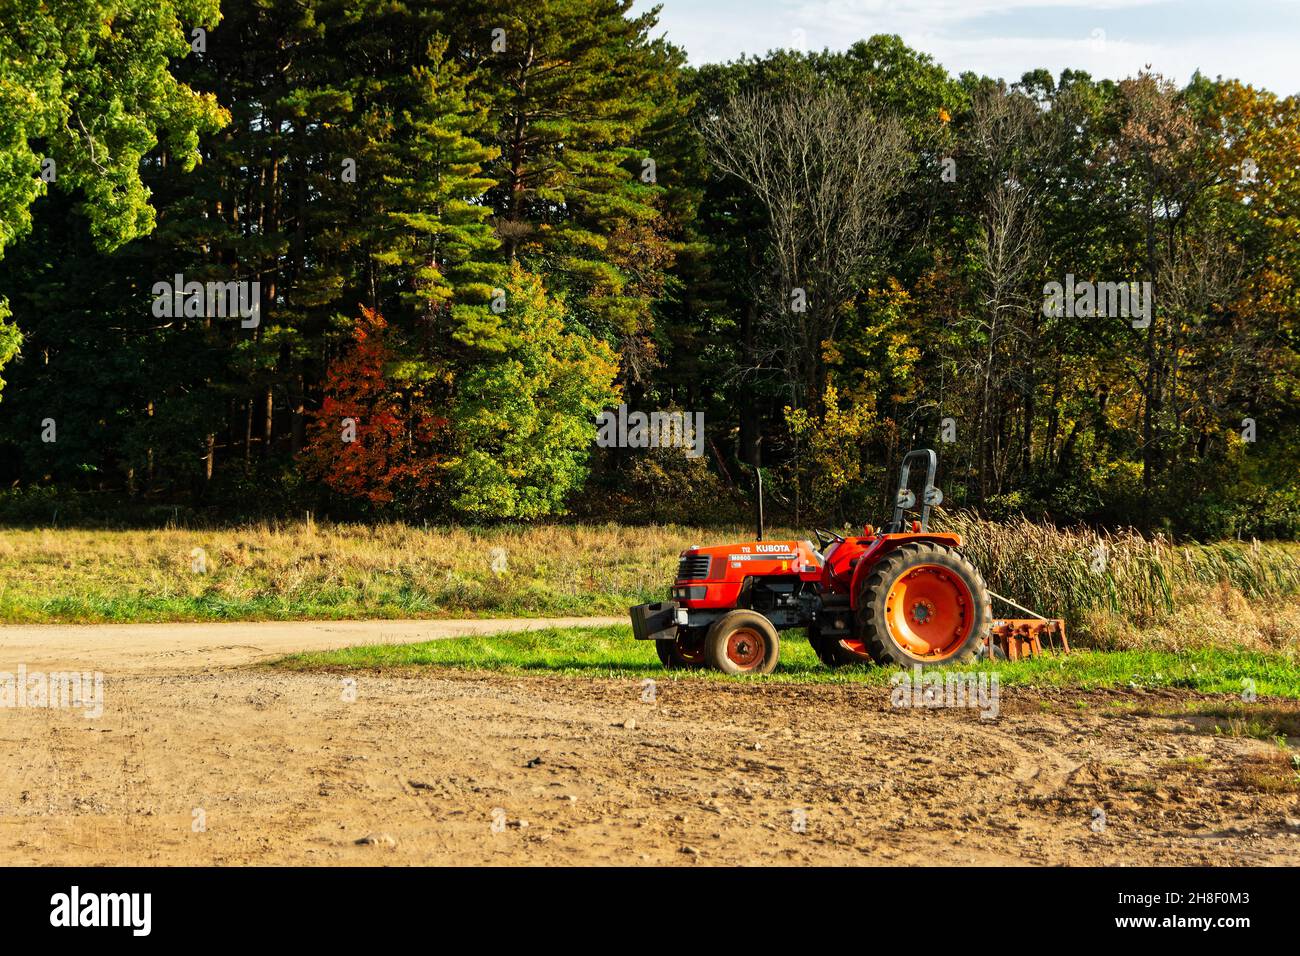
[275,624,1300,699]
[2,520,1297,654]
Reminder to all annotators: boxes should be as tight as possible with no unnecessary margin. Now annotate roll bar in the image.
[888,448,943,533]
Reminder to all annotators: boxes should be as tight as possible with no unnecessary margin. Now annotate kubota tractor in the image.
[630,449,1067,674]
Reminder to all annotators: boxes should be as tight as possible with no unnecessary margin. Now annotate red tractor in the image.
[630,449,1066,674]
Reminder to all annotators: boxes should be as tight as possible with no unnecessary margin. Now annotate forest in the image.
[1,0,1297,539]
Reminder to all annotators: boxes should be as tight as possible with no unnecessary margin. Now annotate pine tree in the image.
[336,4,503,348]
[445,0,685,346]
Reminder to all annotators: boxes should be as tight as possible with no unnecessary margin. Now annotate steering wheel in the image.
[814,528,845,550]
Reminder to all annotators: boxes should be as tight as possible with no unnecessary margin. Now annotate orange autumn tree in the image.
[302,308,449,507]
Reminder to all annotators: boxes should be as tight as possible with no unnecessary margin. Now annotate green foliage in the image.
[446,265,619,518]
[341,19,503,337]
[0,0,226,407]
[445,0,686,346]
[0,298,19,398]
[577,443,744,525]
[786,384,881,522]
[0,188,228,491]
[0,0,227,257]
[0,12,1295,535]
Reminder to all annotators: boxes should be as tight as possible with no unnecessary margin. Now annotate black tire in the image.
[806,624,836,667]
[807,623,869,668]
[855,542,992,668]
[704,610,780,675]
[655,629,706,669]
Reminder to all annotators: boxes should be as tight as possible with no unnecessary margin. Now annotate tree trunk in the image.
[291,371,305,456]
[263,387,274,458]
[1141,186,1159,507]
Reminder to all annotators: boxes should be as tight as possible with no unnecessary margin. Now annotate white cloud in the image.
[911,33,1162,80]
[791,0,1174,33]
[641,0,1299,94]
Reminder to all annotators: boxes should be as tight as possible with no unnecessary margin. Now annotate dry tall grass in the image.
[938,512,1300,654]
[1,516,1296,653]
[0,521,736,621]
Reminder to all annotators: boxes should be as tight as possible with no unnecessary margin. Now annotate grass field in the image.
[0,521,691,623]
[276,624,1300,705]
[1,517,1298,654]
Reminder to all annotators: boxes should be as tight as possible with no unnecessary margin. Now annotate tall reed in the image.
[937,511,1300,643]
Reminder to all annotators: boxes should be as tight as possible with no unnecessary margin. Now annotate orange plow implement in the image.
[986,591,1069,661]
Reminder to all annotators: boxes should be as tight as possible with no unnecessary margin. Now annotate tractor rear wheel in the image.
[855,542,991,667]
[655,629,707,669]
[704,610,780,675]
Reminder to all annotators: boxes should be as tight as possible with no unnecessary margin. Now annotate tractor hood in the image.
[674,540,823,583]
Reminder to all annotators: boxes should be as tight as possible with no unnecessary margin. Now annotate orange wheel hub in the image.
[883,564,973,659]
[726,627,765,669]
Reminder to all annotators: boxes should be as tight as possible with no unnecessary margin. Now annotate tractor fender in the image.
[847,532,963,610]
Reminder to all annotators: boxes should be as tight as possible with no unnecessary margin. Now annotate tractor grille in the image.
[676,553,712,581]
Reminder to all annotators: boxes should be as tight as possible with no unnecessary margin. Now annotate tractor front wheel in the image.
[855,542,992,667]
[705,610,780,675]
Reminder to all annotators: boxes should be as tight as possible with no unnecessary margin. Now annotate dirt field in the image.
[1,619,1298,865]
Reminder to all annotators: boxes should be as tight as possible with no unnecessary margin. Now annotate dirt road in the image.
[1,619,1298,865]
[0,616,625,673]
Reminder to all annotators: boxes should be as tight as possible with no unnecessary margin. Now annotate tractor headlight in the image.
[672,586,707,601]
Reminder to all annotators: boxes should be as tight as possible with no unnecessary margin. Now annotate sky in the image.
[633,0,1300,95]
